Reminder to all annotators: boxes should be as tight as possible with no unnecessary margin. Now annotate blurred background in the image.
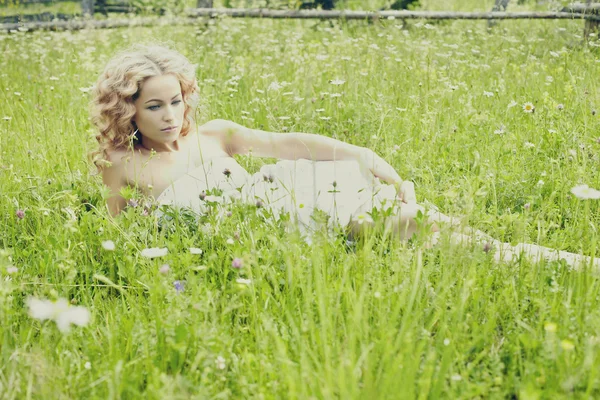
[0,0,575,23]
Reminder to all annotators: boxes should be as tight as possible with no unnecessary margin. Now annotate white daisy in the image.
[140,247,168,258]
[571,184,600,200]
[27,297,90,333]
[101,240,115,251]
[190,247,203,255]
[352,213,373,225]
[523,102,535,113]
[215,355,226,370]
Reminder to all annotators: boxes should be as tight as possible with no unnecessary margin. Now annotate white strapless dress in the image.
[157,157,400,234]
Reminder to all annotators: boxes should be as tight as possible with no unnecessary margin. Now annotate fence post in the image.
[82,0,95,16]
[196,0,213,7]
[584,0,599,39]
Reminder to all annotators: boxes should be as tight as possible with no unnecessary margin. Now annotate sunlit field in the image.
[1,10,600,399]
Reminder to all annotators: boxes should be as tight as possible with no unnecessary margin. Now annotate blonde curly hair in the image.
[89,44,199,171]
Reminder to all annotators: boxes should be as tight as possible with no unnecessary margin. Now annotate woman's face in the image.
[133,74,185,145]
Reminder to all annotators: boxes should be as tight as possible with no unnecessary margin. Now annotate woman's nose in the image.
[163,105,175,121]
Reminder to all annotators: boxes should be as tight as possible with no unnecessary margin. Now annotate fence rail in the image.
[185,8,600,21]
[2,5,600,33]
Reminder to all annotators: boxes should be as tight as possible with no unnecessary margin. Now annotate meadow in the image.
[1,6,600,399]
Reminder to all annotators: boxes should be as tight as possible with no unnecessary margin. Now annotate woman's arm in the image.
[202,119,404,185]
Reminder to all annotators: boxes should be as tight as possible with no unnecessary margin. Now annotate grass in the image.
[0,1,81,17]
[1,9,600,399]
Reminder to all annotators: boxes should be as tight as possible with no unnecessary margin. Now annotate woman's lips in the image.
[161,126,178,132]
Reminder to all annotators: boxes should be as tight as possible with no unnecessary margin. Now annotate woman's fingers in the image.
[399,181,417,204]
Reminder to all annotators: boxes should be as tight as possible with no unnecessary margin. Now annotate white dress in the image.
[156,157,401,235]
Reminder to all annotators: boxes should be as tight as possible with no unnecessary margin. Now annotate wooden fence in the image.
[1,0,599,38]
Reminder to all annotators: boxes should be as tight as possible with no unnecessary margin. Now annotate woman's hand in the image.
[357,148,416,204]
[357,148,401,184]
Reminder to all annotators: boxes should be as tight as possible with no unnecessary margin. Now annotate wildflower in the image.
[524,203,531,211]
[571,184,600,200]
[16,209,25,219]
[199,191,206,200]
[451,375,463,381]
[189,247,203,255]
[524,142,535,149]
[159,264,170,274]
[27,297,90,333]
[352,213,373,225]
[101,240,115,251]
[329,79,345,85]
[507,100,518,109]
[483,91,494,97]
[6,266,18,274]
[494,125,506,135]
[226,238,235,245]
[560,340,575,351]
[236,278,252,285]
[523,102,535,113]
[140,247,168,258]
[173,280,185,293]
[544,322,557,332]
[223,168,231,178]
[557,104,564,111]
[483,242,492,253]
[84,362,92,370]
[443,338,451,346]
[127,199,138,208]
[215,355,226,370]
[374,291,382,298]
[2,116,11,121]
[231,258,243,268]
[255,200,264,208]
[268,81,282,91]
[550,51,560,58]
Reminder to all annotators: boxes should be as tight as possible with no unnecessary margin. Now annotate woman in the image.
[90,44,598,268]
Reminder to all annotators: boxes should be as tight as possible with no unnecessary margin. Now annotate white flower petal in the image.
[101,240,115,251]
[141,247,168,258]
[571,184,600,200]
[55,313,73,333]
[66,306,91,327]
[27,297,55,320]
[189,247,203,255]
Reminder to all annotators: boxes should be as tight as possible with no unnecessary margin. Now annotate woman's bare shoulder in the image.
[104,147,130,167]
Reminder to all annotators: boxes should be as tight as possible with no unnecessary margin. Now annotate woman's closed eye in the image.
[147,100,182,111]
